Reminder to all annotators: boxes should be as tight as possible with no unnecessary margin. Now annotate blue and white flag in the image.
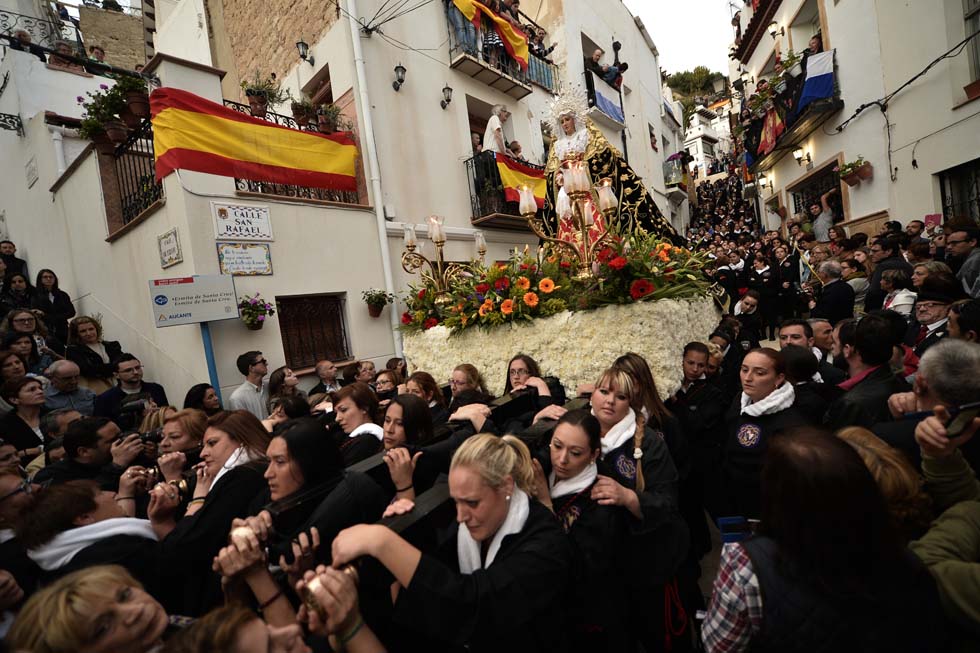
[796,50,835,116]
[593,84,625,124]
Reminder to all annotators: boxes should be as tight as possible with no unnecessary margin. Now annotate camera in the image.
[117,427,163,445]
[118,399,151,415]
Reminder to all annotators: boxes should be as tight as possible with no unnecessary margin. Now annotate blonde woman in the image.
[8,566,169,653]
[330,433,570,652]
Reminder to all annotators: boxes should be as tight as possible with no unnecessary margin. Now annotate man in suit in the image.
[807,260,855,327]
[777,318,846,385]
[906,284,954,358]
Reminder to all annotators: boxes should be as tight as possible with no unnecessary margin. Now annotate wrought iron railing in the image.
[445,3,530,86]
[0,9,81,52]
[222,99,360,205]
[464,151,543,218]
[114,119,163,224]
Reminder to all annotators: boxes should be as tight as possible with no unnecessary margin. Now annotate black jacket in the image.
[865,255,913,312]
[66,340,123,379]
[31,289,76,342]
[392,500,572,653]
[824,366,908,430]
[809,279,855,326]
[94,382,169,427]
[910,321,950,358]
[0,411,44,459]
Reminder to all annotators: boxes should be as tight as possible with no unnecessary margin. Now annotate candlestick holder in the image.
[402,237,469,308]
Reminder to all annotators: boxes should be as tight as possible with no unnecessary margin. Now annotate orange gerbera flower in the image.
[501,299,514,315]
[479,301,493,317]
[658,249,671,262]
[538,277,555,293]
[523,292,539,308]
[516,276,531,290]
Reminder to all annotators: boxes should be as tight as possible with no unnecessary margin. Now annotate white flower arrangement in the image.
[403,297,720,399]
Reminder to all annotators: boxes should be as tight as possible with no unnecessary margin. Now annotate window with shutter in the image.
[276,294,351,369]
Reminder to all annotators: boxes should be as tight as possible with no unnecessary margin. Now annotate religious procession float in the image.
[401,92,722,397]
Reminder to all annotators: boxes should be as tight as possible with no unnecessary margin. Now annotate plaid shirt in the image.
[702,542,763,652]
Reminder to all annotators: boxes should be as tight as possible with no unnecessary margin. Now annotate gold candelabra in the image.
[401,216,475,308]
[518,158,619,281]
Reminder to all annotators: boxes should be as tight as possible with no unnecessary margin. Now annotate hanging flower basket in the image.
[238,293,276,330]
[367,304,383,318]
[104,120,129,144]
[841,171,861,187]
[246,91,269,118]
[125,90,151,118]
[363,288,394,318]
[856,161,874,180]
[245,321,264,331]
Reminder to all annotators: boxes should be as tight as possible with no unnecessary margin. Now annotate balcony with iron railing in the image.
[445,4,533,100]
[112,118,164,226]
[584,69,625,130]
[222,100,361,205]
[463,151,538,231]
[0,8,82,53]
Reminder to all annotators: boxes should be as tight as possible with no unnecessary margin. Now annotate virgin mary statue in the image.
[544,91,680,244]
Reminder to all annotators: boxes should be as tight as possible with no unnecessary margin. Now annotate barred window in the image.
[276,294,351,369]
[967,0,980,81]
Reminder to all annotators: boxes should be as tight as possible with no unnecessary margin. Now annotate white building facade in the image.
[730,0,980,235]
[0,0,681,398]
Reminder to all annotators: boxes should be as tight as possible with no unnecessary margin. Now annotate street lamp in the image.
[758,173,773,194]
[768,21,785,38]
[440,84,453,109]
[392,63,407,91]
[793,147,812,167]
[295,39,314,66]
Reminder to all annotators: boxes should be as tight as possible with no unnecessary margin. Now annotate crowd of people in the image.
[3,171,980,652]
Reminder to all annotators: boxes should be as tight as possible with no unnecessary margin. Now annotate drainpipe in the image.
[49,126,69,176]
[346,0,403,357]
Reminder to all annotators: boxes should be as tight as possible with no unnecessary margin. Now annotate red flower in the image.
[597,248,613,263]
[401,312,413,325]
[475,283,490,294]
[494,277,510,291]
[519,263,529,270]
[630,279,655,300]
[608,256,628,270]
[559,261,571,269]
[417,289,426,299]
[423,317,439,330]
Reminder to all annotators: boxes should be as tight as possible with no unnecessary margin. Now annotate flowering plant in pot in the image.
[240,71,287,118]
[77,84,128,147]
[834,156,866,187]
[362,288,394,317]
[114,74,150,120]
[238,293,276,330]
[316,103,344,134]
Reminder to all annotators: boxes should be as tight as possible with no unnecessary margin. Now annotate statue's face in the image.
[560,114,575,135]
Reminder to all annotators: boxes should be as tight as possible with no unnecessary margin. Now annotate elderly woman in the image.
[31,269,75,344]
[721,348,808,519]
[331,433,572,652]
[911,261,955,290]
[66,316,122,393]
[703,431,944,652]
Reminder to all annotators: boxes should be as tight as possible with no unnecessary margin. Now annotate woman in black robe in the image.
[530,410,637,653]
[332,383,384,465]
[330,433,572,653]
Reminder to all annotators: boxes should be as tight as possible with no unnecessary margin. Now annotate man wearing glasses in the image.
[228,350,269,420]
[946,226,980,298]
[43,361,95,415]
[93,354,169,426]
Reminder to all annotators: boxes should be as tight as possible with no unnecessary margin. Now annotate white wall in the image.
[153,0,212,66]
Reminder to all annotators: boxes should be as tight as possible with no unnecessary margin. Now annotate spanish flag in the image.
[452,0,529,70]
[496,153,545,208]
[150,87,358,191]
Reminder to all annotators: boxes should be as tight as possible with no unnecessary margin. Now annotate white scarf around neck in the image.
[210,445,259,493]
[740,382,796,417]
[457,488,529,574]
[549,463,597,499]
[28,518,157,570]
[349,422,384,441]
[594,407,637,456]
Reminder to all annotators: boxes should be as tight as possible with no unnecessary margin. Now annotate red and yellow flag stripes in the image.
[496,153,545,208]
[150,87,358,191]
[452,0,529,70]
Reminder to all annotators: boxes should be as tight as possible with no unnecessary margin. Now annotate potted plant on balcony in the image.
[781,49,803,78]
[362,288,394,318]
[835,156,866,187]
[289,93,316,127]
[238,293,276,330]
[115,74,151,119]
[77,84,128,149]
[316,103,343,134]
[856,158,874,180]
[240,71,286,118]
